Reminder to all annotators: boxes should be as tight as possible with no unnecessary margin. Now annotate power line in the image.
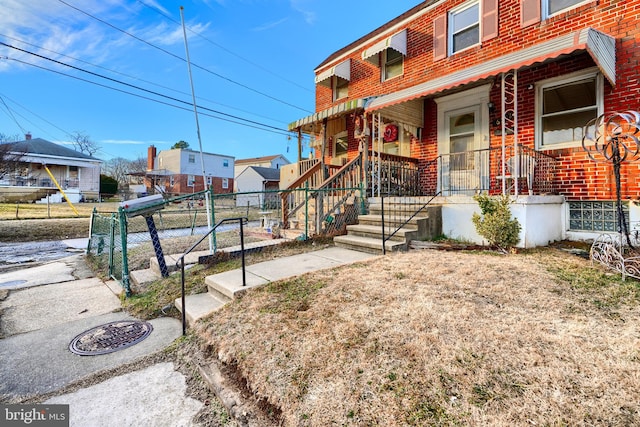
[57,0,313,114]
[1,43,295,135]
[3,55,298,138]
[0,96,27,134]
[0,32,289,126]
[136,0,313,94]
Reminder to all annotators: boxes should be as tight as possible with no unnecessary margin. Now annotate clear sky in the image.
[0,0,419,163]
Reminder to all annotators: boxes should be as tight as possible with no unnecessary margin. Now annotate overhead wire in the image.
[3,55,300,138]
[1,43,297,136]
[57,0,313,114]
[0,32,290,126]
[0,96,27,134]
[135,0,313,94]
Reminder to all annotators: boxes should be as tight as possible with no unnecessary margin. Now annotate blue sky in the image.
[0,0,419,162]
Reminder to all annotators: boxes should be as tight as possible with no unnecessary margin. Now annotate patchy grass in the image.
[196,248,640,426]
[122,239,334,320]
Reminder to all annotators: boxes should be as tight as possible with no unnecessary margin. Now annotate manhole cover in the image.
[69,320,153,356]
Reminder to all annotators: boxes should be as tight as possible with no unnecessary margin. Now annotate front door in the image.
[436,86,490,195]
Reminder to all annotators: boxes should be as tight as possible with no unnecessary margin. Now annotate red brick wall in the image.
[313,0,640,199]
[161,174,233,195]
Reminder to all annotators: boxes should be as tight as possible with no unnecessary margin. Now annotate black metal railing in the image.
[366,151,420,196]
[380,192,441,255]
[175,216,248,335]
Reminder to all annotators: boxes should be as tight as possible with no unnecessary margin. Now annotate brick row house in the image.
[287,0,640,247]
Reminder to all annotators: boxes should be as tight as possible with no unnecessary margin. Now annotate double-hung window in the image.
[544,0,588,18]
[188,154,195,163]
[449,1,480,55]
[384,48,404,81]
[333,76,349,100]
[537,69,602,148]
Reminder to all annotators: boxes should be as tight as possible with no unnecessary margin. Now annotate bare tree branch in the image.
[70,131,99,156]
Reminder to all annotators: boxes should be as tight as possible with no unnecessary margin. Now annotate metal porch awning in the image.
[365,27,615,112]
[288,98,366,132]
[315,59,351,87]
[362,29,407,64]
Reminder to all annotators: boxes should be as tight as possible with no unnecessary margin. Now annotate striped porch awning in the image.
[365,27,615,112]
[362,29,407,64]
[315,59,351,87]
[288,98,365,132]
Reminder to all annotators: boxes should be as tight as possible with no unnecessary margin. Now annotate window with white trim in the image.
[222,178,229,189]
[333,76,348,101]
[536,70,602,148]
[223,159,229,167]
[449,1,480,55]
[170,176,174,186]
[187,175,195,187]
[206,176,212,186]
[188,154,195,163]
[383,48,403,81]
[544,0,588,18]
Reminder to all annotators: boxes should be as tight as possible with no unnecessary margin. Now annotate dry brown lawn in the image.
[197,248,640,426]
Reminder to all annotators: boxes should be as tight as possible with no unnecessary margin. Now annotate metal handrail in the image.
[175,216,248,335]
[381,192,441,255]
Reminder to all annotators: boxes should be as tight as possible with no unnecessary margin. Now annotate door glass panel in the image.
[449,112,475,170]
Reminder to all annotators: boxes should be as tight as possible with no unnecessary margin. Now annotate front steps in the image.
[334,196,442,254]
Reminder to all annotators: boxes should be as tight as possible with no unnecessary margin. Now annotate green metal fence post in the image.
[209,187,217,252]
[118,207,131,297]
[108,213,116,278]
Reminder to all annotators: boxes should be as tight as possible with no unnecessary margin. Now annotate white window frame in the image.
[169,176,175,186]
[187,175,195,187]
[543,0,590,19]
[383,48,404,81]
[535,68,603,150]
[223,159,229,167]
[448,0,480,56]
[333,76,349,101]
[206,176,212,186]
[188,154,195,163]
[222,178,229,189]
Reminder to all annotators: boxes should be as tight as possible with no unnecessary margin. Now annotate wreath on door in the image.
[383,124,398,142]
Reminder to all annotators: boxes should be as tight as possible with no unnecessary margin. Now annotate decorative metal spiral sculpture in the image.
[582,111,640,247]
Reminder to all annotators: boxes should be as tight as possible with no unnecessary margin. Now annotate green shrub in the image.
[471,194,521,252]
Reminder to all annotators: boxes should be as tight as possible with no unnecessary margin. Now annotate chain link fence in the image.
[87,187,365,295]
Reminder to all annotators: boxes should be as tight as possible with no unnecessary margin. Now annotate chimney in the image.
[147,145,156,171]
[25,132,32,140]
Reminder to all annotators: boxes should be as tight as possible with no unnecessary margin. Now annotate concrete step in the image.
[174,292,230,325]
[334,234,406,254]
[345,224,418,242]
[357,214,426,228]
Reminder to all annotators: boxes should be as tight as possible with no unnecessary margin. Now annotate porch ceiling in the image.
[365,27,615,112]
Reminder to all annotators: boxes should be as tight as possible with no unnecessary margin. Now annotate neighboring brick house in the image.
[145,145,234,195]
[0,134,102,202]
[288,0,640,245]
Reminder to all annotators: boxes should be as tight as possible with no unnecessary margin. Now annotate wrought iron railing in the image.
[380,192,441,255]
[423,145,557,196]
[367,151,420,196]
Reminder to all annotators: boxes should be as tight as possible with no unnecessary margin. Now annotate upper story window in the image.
[384,48,404,81]
[545,0,588,17]
[223,159,229,167]
[188,154,195,163]
[522,0,591,26]
[333,76,349,101]
[449,1,480,55]
[362,30,407,82]
[536,69,602,149]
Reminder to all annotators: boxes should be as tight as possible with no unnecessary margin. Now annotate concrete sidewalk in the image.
[0,255,199,426]
[177,246,378,324]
